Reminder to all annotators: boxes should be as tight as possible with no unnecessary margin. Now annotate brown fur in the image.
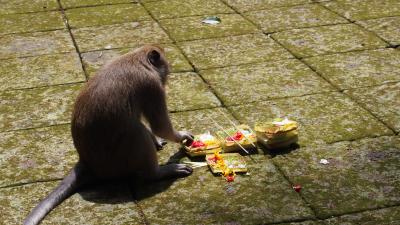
[72,44,193,179]
[24,45,193,225]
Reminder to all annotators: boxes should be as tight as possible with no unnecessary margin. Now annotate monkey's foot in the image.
[159,164,193,179]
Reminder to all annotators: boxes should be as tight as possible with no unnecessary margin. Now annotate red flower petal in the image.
[191,140,205,148]
[293,184,302,192]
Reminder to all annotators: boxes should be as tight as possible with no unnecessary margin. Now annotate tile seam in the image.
[267,31,397,135]
[319,2,393,47]
[219,0,320,218]
[56,0,89,81]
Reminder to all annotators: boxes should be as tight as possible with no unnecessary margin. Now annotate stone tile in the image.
[0,53,86,91]
[303,49,400,90]
[0,0,59,14]
[0,30,75,59]
[245,4,348,33]
[323,0,400,21]
[0,11,65,35]
[0,83,83,132]
[357,16,400,46]
[43,183,144,224]
[272,136,400,218]
[144,0,234,19]
[81,44,192,77]
[159,14,258,42]
[166,72,221,112]
[170,107,240,135]
[228,92,393,147]
[345,82,400,133]
[60,0,133,9]
[0,125,77,188]
[199,59,335,105]
[0,181,144,224]
[65,4,151,28]
[271,24,387,58]
[224,0,312,12]
[281,221,323,225]
[72,21,172,52]
[178,33,293,70]
[135,155,314,224]
[324,206,400,225]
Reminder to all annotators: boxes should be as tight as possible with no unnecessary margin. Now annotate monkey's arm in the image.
[141,83,192,143]
[146,127,167,150]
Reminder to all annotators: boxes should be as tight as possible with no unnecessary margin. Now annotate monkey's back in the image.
[70,47,167,177]
[71,63,147,174]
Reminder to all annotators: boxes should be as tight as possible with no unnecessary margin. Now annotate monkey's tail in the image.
[23,162,88,225]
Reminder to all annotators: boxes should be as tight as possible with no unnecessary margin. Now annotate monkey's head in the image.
[134,45,170,85]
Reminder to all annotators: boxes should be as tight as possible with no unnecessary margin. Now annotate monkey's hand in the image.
[176,130,194,145]
[155,137,168,151]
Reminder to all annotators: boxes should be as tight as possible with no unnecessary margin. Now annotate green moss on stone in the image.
[345,82,400,133]
[304,49,400,90]
[245,4,347,33]
[357,16,400,46]
[0,11,65,35]
[224,0,312,12]
[281,221,323,225]
[43,183,144,224]
[0,182,59,224]
[272,136,400,218]
[72,21,172,52]
[229,92,393,146]
[325,206,400,224]
[136,155,314,224]
[0,83,83,132]
[0,125,77,187]
[199,59,335,105]
[179,33,293,70]
[0,30,75,59]
[159,14,258,42]
[65,4,151,28]
[0,52,86,91]
[323,0,400,21]
[0,181,144,224]
[271,24,387,58]
[0,0,59,14]
[60,0,132,9]
[170,108,239,135]
[144,0,234,19]
[81,44,192,77]
[166,72,221,112]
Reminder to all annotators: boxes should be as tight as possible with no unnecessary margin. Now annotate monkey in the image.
[24,45,194,225]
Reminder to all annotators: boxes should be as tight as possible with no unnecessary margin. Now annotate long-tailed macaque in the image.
[24,45,194,225]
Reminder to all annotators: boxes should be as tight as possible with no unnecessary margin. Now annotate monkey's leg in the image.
[129,125,193,180]
[145,127,167,151]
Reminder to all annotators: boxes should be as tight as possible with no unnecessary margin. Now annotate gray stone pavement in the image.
[0,0,399,224]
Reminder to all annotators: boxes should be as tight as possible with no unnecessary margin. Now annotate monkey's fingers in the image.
[155,137,168,150]
[179,131,194,146]
[160,138,168,146]
[174,164,193,176]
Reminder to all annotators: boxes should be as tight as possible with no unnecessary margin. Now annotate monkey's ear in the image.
[148,50,161,67]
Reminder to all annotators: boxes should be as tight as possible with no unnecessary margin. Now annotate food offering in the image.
[254,118,298,149]
[206,151,247,182]
[183,132,222,157]
[216,124,257,152]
